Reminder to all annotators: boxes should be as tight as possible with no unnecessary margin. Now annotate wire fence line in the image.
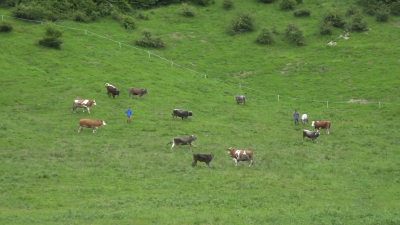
[2,15,400,109]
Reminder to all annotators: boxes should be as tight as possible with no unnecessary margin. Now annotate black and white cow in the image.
[167,135,197,149]
[192,154,214,167]
[302,129,320,142]
[235,95,246,105]
[172,109,193,121]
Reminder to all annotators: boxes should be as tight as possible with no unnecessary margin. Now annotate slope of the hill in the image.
[0,1,399,224]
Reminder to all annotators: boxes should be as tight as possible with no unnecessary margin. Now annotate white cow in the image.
[301,114,308,124]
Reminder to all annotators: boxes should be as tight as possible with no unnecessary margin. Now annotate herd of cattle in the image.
[72,83,332,167]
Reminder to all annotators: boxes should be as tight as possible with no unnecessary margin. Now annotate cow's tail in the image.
[167,142,172,146]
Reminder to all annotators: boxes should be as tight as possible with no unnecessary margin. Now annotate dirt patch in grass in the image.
[348,99,368,104]
[235,70,259,77]
[168,33,184,39]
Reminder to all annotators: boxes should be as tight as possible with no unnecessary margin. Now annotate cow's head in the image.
[92,100,97,105]
[315,132,320,137]
[102,120,106,126]
[116,90,120,96]
[190,135,197,140]
[311,121,315,126]
[227,147,234,153]
[143,89,148,94]
[105,83,109,87]
[188,111,193,116]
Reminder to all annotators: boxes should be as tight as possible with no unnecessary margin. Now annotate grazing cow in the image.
[192,154,214,167]
[78,119,106,133]
[72,99,96,113]
[107,85,120,99]
[227,147,253,167]
[301,114,308,124]
[311,121,331,134]
[167,135,197,149]
[235,95,246,105]
[302,129,320,142]
[172,109,193,121]
[129,87,148,99]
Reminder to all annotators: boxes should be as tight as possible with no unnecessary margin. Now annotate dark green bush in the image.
[348,13,368,32]
[259,0,275,3]
[120,15,136,29]
[39,23,63,49]
[223,0,234,10]
[136,12,150,20]
[346,5,359,17]
[319,22,333,35]
[280,0,297,11]
[134,30,166,48]
[191,0,213,6]
[256,28,275,45]
[293,9,310,17]
[391,2,400,15]
[12,2,52,20]
[181,3,196,17]
[295,0,302,4]
[0,21,13,32]
[227,12,254,35]
[323,8,346,28]
[73,11,91,23]
[285,22,304,45]
[375,5,390,22]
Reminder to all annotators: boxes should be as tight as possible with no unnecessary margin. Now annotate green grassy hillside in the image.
[0,0,399,224]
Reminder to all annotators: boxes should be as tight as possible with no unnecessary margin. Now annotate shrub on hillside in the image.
[181,3,196,17]
[259,0,275,3]
[0,21,13,32]
[223,0,234,10]
[12,2,53,20]
[136,12,150,20]
[191,0,214,6]
[375,5,390,22]
[280,0,297,11]
[391,2,400,15]
[134,30,165,48]
[256,28,275,45]
[319,22,333,35]
[227,12,254,35]
[346,5,359,17]
[293,9,310,17]
[39,23,63,49]
[285,22,304,45]
[348,13,368,32]
[323,8,346,28]
[121,15,136,29]
[295,0,302,4]
[73,11,91,23]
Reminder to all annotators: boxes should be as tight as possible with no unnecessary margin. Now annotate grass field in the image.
[0,0,400,224]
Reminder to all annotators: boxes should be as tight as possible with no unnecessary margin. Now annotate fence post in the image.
[204,75,206,78]
[379,102,381,109]
[327,101,329,108]
[148,51,150,58]
[85,30,87,35]
[239,85,241,89]
[41,21,43,25]
[119,42,121,48]
[278,95,280,101]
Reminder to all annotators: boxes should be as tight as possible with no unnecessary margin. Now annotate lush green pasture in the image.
[0,1,399,224]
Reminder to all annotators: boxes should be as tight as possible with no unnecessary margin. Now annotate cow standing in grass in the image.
[129,87,148,99]
[227,147,253,167]
[192,154,214,167]
[167,135,197,149]
[72,99,96,113]
[301,114,308,125]
[78,119,106,133]
[302,129,319,142]
[172,109,193,121]
[235,95,246,105]
[311,121,331,134]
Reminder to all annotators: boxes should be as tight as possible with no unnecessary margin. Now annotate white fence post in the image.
[1,15,3,20]
[171,62,173,67]
[327,101,329,108]
[85,30,87,35]
[239,85,241,89]
[41,21,43,25]
[204,75,206,78]
[148,51,150,58]
[119,42,121,48]
[278,95,280,101]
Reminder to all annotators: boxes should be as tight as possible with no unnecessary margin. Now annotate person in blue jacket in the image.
[126,107,132,123]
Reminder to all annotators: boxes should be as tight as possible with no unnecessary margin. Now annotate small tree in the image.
[223,0,234,10]
[280,0,297,11]
[39,23,63,49]
[323,8,346,28]
[375,4,390,22]
[285,22,304,45]
[319,22,333,35]
[348,13,368,32]
[293,9,311,17]
[134,30,165,48]
[181,3,196,17]
[256,28,274,45]
[0,21,13,32]
[391,2,400,16]
[227,12,254,35]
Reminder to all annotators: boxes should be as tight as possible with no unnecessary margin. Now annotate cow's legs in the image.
[234,158,238,166]
[78,126,82,133]
[87,107,90,113]
[190,143,197,148]
[206,162,210,168]
[192,159,197,167]
[171,141,175,149]
[249,159,253,167]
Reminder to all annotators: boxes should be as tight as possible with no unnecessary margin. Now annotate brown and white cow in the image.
[107,85,120,99]
[311,121,331,134]
[129,87,148,99]
[72,99,96,113]
[78,119,106,133]
[227,147,253,167]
